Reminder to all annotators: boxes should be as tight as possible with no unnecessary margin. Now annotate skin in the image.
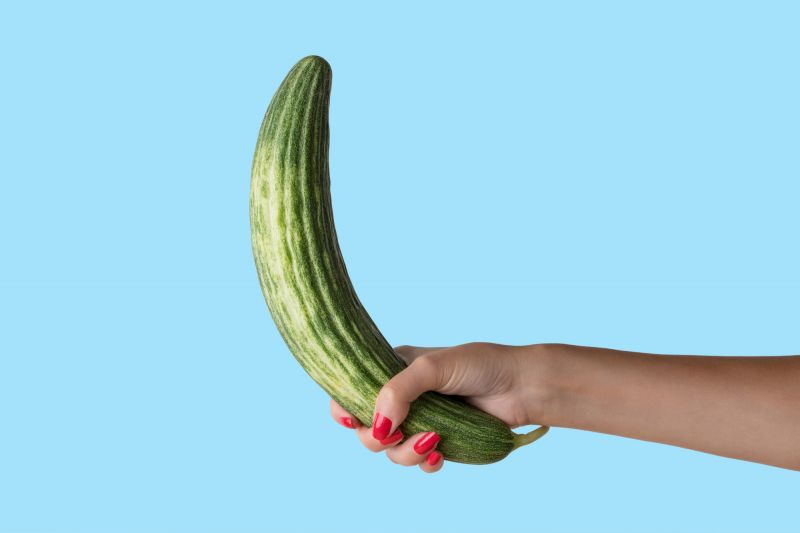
[331,343,800,473]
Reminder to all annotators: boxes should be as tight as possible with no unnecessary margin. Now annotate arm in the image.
[330,343,800,472]
[532,343,800,470]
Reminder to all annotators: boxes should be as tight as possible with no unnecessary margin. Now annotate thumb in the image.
[370,348,448,441]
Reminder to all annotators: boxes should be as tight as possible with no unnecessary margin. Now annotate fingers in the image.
[419,451,444,473]
[355,425,404,452]
[333,346,451,474]
[371,356,447,440]
[331,397,445,473]
[329,398,362,429]
[331,397,404,452]
[385,431,441,466]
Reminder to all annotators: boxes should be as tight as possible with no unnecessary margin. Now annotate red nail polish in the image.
[413,432,440,455]
[372,413,392,440]
[426,451,443,466]
[339,417,356,429]
[380,430,403,445]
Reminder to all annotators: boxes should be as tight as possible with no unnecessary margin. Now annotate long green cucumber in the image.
[250,55,547,464]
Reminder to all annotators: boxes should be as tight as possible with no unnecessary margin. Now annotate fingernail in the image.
[339,417,357,429]
[379,430,403,445]
[372,413,392,440]
[426,451,443,466]
[413,432,440,455]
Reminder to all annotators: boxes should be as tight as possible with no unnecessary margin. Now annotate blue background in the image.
[1,1,798,532]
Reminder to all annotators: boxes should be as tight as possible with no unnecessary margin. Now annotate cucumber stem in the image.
[512,426,550,450]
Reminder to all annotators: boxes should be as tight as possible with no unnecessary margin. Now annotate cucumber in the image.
[250,55,547,464]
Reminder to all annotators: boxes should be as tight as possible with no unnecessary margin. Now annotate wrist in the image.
[515,343,571,427]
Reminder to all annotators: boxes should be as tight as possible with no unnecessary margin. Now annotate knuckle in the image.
[461,341,489,352]
[357,430,382,452]
[410,355,437,374]
[364,441,383,453]
[380,382,401,403]
[385,448,410,466]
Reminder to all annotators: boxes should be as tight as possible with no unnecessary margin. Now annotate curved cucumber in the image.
[250,56,547,464]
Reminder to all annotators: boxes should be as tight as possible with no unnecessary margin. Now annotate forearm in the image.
[528,343,800,470]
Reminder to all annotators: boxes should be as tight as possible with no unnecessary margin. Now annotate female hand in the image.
[330,342,548,473]
[331,341,800,471]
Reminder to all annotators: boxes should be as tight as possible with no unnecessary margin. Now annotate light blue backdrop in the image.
[1,2,797,532]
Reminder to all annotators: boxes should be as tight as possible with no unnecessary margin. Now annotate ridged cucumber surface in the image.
[250,55,547,464]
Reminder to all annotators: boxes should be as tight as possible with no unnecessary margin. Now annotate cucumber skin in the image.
[250,56,544,464]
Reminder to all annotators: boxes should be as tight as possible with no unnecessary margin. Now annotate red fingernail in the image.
[379,430,403,445]
[413,432,440,455]
[339,417,357,429]
[372,413,392,440]
[426,451,443,466]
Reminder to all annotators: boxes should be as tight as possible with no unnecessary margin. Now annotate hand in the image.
[332,342,800,471]
[330,342,548,473]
